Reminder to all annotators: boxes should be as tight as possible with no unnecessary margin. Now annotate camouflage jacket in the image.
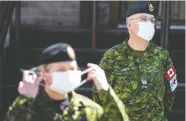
[4,86,129,121]
[93,41,177,121]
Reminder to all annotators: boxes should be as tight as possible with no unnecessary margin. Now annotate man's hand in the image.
[18,70,40,98]
[87,63,109,91]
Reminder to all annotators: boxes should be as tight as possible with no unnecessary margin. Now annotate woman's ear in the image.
[129,23,132,27]
[40,66,46,73]
[39,66,47,80]
[71,60,78,70]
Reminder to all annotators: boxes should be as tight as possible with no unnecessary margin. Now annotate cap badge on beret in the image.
[67,47,75,60]
[149,3,154,12]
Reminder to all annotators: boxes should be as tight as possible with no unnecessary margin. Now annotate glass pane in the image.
[158,1,185,20]
[97,1,110,25]
[179,2,185,20]
[171,1,185,20]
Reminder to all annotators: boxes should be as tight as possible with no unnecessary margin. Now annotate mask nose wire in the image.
[147,20,155,25]
[71,68,93,90]
[73,79,88,90]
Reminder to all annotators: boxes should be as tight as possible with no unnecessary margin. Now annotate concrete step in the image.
[10,26,185,50]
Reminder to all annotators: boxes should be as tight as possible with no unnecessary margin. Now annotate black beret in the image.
[38,43,76,65]
[126,2,155,17]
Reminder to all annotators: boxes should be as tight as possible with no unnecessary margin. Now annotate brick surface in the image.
[13,1,80,28]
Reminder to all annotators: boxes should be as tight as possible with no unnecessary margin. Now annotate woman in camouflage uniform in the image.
[4,43,129,121]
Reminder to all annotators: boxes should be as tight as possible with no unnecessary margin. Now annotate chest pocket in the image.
[113,66,140,96]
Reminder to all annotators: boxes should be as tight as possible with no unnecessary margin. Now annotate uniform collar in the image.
[61,91,85,115]
[122,39,152,57]
[122,39,154,63]
[69,91,82,106]
[35,87,72,113]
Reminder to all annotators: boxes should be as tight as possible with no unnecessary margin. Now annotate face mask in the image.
[47,68,92,95]
[137,21,155,41]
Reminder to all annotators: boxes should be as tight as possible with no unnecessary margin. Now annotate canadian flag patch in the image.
[169,74,178,92]
[165,66,176,80]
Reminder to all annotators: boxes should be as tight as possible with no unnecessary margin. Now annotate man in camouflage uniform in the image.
[4,43,129,121]
[93,2,178,121]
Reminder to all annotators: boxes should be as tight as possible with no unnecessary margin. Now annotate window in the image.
[96,1,185,29]
[97,1,110,25]
[158,1,185,25]
[96,1,121,29]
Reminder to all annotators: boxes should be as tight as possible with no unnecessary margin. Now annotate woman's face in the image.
[40,60,78,100]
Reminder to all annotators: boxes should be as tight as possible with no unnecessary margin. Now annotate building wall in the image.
[12,1,80,29]
[11,1,185,30]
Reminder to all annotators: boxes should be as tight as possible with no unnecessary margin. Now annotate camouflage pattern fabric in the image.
[4,86,129,121]
[93,40,177,121]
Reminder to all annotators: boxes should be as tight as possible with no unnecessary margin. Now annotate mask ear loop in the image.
[81,67,93,75]
[72,67,93,90]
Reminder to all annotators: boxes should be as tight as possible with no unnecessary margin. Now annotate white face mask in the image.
[47,68,92,95]
[137,21,155,41]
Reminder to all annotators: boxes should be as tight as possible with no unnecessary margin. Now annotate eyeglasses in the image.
[130,16,158,25]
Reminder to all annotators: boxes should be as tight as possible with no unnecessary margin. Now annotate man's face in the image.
[127,13,155,36]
